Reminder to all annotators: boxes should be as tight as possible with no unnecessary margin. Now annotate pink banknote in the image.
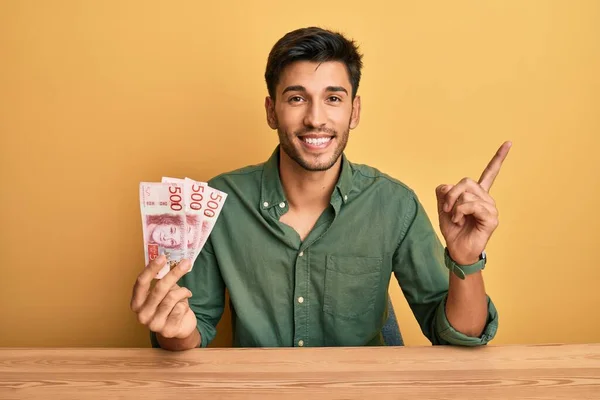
[139,181,187,279]
[185,177,227,262]
[161,177,205,267]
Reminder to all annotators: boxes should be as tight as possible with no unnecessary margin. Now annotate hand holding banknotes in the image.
[132,177,227,346]
[130,256,198,340]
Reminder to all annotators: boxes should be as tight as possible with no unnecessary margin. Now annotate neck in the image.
[279,149,342,211]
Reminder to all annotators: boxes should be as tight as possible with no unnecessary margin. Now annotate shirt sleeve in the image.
[150,235,226,348]
[391,194,498,346]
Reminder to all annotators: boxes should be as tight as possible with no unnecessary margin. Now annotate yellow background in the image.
[1,0,598,347]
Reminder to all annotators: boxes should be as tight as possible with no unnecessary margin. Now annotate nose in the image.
[303,101,327,129]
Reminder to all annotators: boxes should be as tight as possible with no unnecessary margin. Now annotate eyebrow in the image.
[325,86,348,95]
[281,85,349,95]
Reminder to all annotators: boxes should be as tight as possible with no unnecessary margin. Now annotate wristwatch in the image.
[444,247,486,280]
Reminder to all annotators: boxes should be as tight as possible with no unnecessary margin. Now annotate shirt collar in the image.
[260,146,287,210]
[260,145,354,211]
[335,152,353,204]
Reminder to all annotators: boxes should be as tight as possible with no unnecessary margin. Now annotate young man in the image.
[130,27,510,351]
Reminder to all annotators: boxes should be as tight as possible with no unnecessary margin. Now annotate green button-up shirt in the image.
[153,146,498,348]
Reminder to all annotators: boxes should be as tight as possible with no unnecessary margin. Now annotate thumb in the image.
[435,184,453,214]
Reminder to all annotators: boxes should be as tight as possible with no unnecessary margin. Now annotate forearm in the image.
[156,329,201,351]
[445,270,488,337]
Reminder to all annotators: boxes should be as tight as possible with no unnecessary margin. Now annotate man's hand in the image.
[436,141,512,265]
[130,256,198,340]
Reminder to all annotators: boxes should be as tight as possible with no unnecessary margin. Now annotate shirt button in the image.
[297,296,304,304]
[299,251,304,257]
[298,340,304,347]
[279,202,285,208]
[263,202,269,207]
[344,195,348,201]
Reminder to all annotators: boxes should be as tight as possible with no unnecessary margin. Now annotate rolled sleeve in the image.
[435,294,498,346]
[392,194,499,347]
[195,313,217,348]
[183,236,225,347]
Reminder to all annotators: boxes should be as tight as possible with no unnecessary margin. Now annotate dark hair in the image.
[265,27,363,101]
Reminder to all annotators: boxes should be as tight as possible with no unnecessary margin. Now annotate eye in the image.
[288,96,304,103]
[328,96,342,102]
[170,226,175,234]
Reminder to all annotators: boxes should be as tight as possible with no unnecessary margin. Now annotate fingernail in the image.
[179,259,191,271]
[157,254,166,263]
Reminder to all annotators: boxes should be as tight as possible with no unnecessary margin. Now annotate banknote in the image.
[161,177,205,265]
[139,181,188,279]
[140,175,227,277]
[185,177,227,261]
[182,178,209,264]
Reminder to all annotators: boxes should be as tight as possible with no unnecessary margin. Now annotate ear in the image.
[265,97,277,129]
[349,95,361,129]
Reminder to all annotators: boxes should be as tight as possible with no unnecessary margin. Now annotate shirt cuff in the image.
[435,294,498,346]
[196,318,216,348]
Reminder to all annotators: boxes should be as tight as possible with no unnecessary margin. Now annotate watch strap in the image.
[444,248,486,280]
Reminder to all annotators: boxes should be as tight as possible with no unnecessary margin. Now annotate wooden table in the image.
[1,344,599,399]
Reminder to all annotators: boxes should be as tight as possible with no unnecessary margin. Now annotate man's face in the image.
[266,61,361,171]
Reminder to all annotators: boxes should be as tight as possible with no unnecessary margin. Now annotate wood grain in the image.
[1,344,599,399]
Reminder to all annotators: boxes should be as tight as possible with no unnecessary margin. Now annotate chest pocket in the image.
[323,255,383,319]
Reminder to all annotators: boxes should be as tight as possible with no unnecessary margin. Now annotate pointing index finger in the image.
[478,141,512,192]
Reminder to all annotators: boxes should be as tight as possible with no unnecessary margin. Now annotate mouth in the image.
[298,135,334,150]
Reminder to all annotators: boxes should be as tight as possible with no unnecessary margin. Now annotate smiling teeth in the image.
[304,137,331,145]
